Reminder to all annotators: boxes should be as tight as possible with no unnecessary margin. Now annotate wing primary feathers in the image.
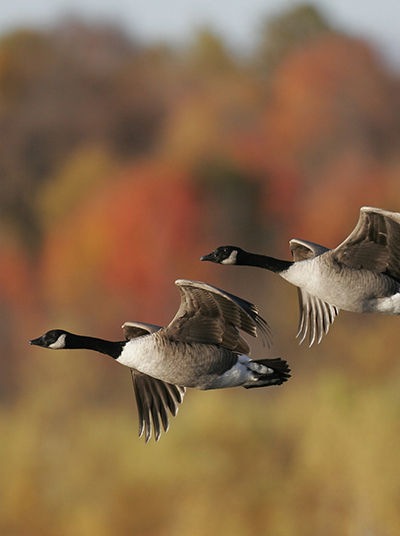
[130,370,185,442]
[296,289,339,346]
[308,297,317,347]
[167,383,186,410]
[168,279,273,350]
[152,383,171,432]
[296,288,305,339]
[131,369,145,438]
[141,380,153,443]
[296,293,310,345]
[146,379,163,441]
[158,381,179,416]
[252,309,273,348]
[314,297,323,345]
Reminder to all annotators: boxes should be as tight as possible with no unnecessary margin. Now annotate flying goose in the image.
[201,206,400,346]
[30,279,290,442]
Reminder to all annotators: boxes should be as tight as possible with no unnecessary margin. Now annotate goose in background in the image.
[201,206,400,346]
[30,279,290,442]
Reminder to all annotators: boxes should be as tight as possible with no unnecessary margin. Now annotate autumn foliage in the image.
[40,161,208,323]
[1,6,400,535]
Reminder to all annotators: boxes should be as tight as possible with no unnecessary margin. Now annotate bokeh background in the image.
[1,1,400,534]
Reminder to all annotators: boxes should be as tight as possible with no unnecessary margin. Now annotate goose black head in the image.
[200,246,243,265]
[30,329,70,349]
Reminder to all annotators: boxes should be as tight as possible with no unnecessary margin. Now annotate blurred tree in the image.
[2,11,400,536]
[37,145,115,230]
[187,27,236,75]
[0,237,35,398]
[39,160,209,326]
[53,17,137,74]
[254,3,332,73]
[0,22,167,251]
[194,157,264,248]
[258,35,400,231]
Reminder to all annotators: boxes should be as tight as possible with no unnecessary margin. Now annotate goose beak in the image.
[200,252,215,262]
[29,336,43,346]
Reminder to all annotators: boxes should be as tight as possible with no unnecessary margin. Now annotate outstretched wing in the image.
[333,206,400,281]
[295,288,339,347]
[123,321,183,443]
[130,370,185,443]
[162,279,272,353]
[289,239,338,346]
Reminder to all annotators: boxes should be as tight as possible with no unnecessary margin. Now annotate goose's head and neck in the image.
[29,329,125,359]
[201,246,293,273]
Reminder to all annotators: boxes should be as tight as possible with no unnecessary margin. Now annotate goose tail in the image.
[244,358,291,389]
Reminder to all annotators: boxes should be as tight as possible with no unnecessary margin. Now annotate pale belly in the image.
[116,334,238,388]
[281,258,400,313]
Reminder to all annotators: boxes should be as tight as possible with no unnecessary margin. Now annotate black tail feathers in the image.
[244,357,291,389]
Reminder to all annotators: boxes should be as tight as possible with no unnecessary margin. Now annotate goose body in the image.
[201,206,400,345]
[30,279,290,442]
[117,334,264,389]
[279,253,399,313]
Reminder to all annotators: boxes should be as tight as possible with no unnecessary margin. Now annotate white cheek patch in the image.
[221,250,238,265]
[49,334,67,349]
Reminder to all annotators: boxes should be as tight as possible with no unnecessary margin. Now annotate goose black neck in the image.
[239,252,293,273]
[67,334,125,359]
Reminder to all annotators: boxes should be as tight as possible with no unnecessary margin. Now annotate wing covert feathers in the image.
[163,279,271,350]
[333,206,400,281]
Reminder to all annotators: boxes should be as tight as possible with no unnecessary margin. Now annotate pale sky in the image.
[1,0,399,67]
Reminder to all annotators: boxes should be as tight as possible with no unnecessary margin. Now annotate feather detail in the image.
[130,369,185,443]
[296,288,339,346]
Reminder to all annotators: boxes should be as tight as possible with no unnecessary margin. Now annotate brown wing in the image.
[161,279,272,353]
[289,238,329,261]
[130,369,185,443]
[332,207,400,280]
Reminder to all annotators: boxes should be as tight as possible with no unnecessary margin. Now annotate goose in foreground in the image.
[201,206,400,346]
[29,279,290,442]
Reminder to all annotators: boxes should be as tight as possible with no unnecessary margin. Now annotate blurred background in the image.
[1,1,400,534]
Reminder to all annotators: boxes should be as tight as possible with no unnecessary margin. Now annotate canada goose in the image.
[29,279,290,442]
[201,206,400,346]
